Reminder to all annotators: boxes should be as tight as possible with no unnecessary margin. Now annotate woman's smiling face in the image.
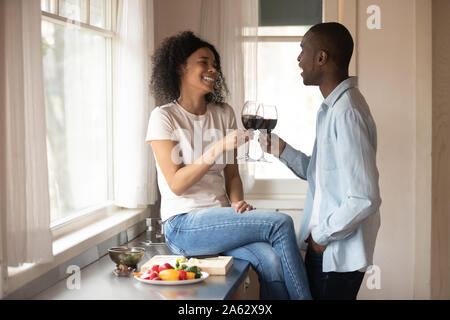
[179,47,218,95]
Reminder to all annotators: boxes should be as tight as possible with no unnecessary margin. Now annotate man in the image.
[260,22,381,300]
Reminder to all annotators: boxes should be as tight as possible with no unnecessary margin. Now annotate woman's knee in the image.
[244,242,284,282]
[274,212,295,230]
[252,210,293,225]
[263,252,284,280]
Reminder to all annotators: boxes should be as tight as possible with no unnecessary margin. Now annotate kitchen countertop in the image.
[32,233,252,300]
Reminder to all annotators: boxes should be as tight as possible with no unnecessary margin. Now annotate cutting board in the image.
[140,255,233,275]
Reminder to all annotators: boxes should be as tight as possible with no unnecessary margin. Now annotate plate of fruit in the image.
[134,258,208,285]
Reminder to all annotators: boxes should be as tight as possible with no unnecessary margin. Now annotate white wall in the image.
[356,0,416,299]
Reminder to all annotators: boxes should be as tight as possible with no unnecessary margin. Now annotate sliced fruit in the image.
[140,273,153,280]
[159,263,174,272]
[178,270,187,280]
[158,269,180,281]
[151,264,160,273]
[186,272,196,280]
[149,271,159,280]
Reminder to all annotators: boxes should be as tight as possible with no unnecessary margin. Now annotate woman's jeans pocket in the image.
[163,215,187,255]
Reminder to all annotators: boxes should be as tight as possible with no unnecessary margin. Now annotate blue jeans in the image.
[163,207,312,300]
[224,242,289,300]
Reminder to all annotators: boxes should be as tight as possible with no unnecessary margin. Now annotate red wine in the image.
[241,115,264,130]
[241,115,253,129]
[261,119,277,132]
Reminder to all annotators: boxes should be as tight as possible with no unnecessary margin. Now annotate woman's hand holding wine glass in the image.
[221,129,250,152]
[237,101,259,162]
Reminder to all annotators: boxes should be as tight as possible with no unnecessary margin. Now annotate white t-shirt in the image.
[145,100,237,221]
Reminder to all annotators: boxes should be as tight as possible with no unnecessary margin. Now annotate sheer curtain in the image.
[200,0,259,192]
[113,0,157,208]
[0,0,54,297]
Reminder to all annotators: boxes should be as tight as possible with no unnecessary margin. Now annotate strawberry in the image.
[159,263,174,272]
[149,271,159,280]
[178,270,187,280]
[153,277,161,281]
[140,273,152,280]
[151,264,160,273]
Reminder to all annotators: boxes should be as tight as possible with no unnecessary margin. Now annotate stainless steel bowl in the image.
[108,246,145,268]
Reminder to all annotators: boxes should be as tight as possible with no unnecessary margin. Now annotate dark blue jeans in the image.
[305,248,365,300]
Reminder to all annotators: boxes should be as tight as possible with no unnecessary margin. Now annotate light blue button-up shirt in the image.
[280,77,381,272]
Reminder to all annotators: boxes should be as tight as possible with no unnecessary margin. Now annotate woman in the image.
[146,31,311,300]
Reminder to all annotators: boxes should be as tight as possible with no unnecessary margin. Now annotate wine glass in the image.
[257,104,278,162]
[238,101,260,162]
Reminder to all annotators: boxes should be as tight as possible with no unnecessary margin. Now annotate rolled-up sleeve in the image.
[311,108,381,246]
[279,143,311,180]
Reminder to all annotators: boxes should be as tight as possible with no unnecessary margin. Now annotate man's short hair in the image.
[307,22,354,71]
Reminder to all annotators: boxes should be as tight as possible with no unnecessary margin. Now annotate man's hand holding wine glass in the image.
[258,132,287,158]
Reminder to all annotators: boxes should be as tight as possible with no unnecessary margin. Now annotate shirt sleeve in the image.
[145,107,175,142]
[311,108,382,246]
[279,143,311,180]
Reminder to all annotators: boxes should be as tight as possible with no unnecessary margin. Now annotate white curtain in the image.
[0,0,54,297]
[113,0,157,208]
[200,0,259,192]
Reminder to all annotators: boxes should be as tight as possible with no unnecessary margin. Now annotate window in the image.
[40,0,116,224]
[253,0,323,180]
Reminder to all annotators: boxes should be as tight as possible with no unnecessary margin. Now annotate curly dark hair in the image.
[150,31,229,105]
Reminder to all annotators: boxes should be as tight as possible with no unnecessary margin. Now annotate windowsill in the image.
[244,179,307,210]
[246,196,306,211]
[248,178,307,195]
[6,206,150,296]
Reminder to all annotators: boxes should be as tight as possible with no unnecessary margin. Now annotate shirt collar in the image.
[322,76,358,109]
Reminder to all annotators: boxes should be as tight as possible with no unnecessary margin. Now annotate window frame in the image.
[5,2,151,296]
[41,0,119,233]
[246,0,359,202]
[243,22,320,203]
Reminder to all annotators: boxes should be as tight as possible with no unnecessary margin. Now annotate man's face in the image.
[297,32,321,86]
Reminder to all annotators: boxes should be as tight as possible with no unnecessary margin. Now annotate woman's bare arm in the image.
[150,129,245,196]
[224,154,254,213]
